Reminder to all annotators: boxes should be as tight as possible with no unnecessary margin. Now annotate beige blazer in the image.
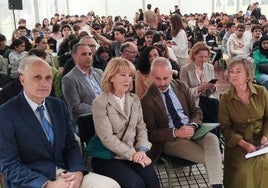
[92,92,151,161]
[180,62,215,99]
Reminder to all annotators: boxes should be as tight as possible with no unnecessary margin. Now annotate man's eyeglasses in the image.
[88,44,96,49]
[125,50,138,55]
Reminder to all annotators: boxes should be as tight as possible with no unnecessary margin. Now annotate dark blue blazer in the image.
[0,92,88,188]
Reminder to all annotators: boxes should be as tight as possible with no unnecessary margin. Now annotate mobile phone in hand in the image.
[167,40,176,45]
[208,79,218,84]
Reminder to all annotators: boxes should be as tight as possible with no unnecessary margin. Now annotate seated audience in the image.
[58,36,79,75]
[0,48,61,105]
[141,57,223,188]
[253,35,268,89]
[31,28,40,46]
[8,39,27,79]
[90,57,160,188]
[34,36,53,66]
[244,24,262,60]
[95,46,113,62]
[62,36,107,76]
[193,19,208,44]
[92,26,126,57]
[152,31,177,62]
[227,24,245,59]
[28,48,62,98]
[154,42,180,79]
[219,56,268,188]
[0,55,120,188]
[135,46,161,98]
[0,34,10,58]
[43,27,57,53]
[120,41,139,68]
[56,25,73,55]
[180,42,219,135]
[61,43,102,132]
[18,26,33,51]
[0,55,11,87]
[205,24,222,64]
[221,21,236,55]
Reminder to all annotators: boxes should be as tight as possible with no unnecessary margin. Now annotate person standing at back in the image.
[167,14,188,67]
[251,2,262,20]
[170,5,182,16]
[144,4,156,29]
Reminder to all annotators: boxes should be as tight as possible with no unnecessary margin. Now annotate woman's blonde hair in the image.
[189,42,210,62]
[101,57,136,93]
[227,56,254,82]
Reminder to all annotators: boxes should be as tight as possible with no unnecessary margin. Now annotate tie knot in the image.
[37,105,45,112]
[37,105,45,116]
[164,89,170,96]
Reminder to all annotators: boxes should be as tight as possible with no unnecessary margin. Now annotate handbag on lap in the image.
[85,105,133,160]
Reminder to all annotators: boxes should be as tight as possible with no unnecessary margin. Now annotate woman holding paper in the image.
[219,56,268,188]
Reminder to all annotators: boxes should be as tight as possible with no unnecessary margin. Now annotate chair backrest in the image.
[77,113,95,149]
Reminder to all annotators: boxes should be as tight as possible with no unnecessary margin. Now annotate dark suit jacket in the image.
[140,80,202,162]
[0,92,87,188]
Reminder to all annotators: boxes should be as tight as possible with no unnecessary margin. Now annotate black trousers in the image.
[199,96,220,137]
[91,158,160,188]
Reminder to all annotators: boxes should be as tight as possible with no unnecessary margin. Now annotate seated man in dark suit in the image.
[0,56,120,188]
[140,57,223,188]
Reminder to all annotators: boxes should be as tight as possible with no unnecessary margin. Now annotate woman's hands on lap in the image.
[132,151,152,167]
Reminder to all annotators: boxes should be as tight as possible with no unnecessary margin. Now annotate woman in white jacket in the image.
[168,14,188,67]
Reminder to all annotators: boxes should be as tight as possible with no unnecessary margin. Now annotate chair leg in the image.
[161,157,173,188]
[188,165,193,176]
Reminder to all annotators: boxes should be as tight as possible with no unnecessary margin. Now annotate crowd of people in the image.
[0,2,268,188]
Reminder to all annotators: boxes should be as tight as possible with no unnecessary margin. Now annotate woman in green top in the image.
[219,56,268,188]
[253,35,268,89]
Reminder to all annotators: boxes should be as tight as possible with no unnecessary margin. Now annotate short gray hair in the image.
[79,36,97,45]
[71,42,89,55]
[150,57,172,74]
[18,55,47,74]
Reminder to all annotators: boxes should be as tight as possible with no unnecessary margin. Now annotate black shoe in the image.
[212,184,223,188]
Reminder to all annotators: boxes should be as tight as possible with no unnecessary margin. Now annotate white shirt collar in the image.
[23,91,46,112]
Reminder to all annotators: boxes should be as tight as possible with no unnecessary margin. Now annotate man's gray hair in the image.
[150,57,172,74]
[71,42,89,55]
[79,36,97,45]
[18,55,47,74]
